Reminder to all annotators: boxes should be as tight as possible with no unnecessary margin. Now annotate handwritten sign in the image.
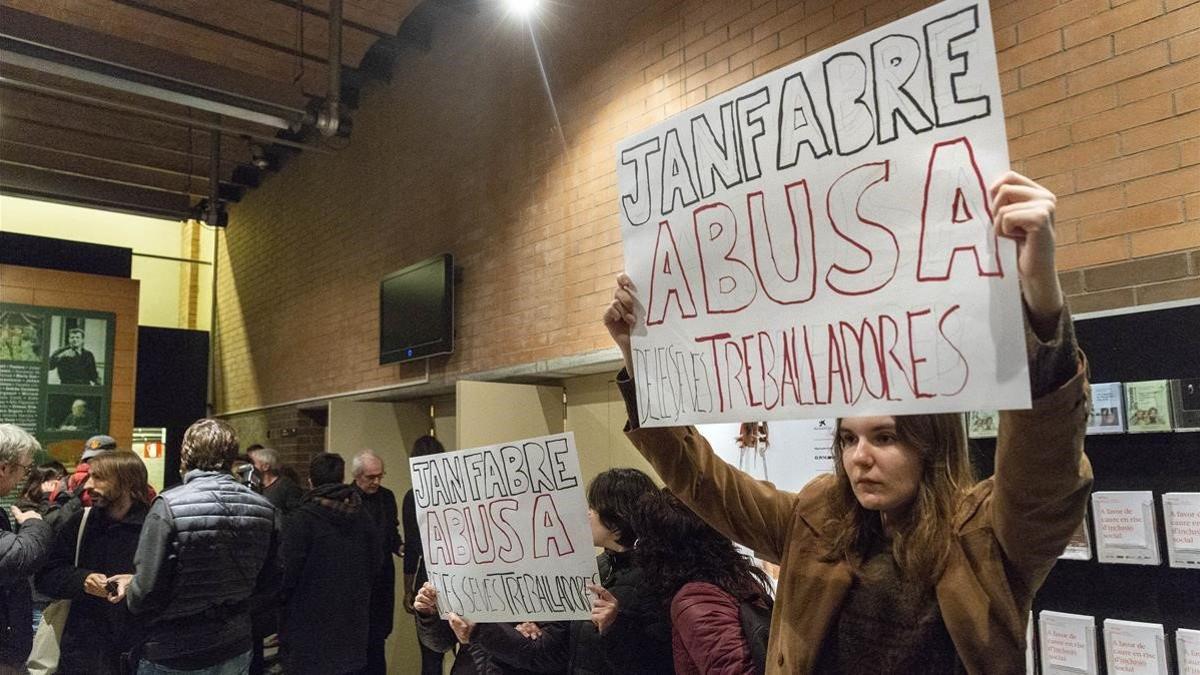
[615,0,1028,426]
[409,432,598,622]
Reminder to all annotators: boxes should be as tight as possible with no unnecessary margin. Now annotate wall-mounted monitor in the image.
[379,254,453,364]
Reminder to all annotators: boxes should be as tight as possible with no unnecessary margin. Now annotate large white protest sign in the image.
[616,0,1028,426]
[409,432,599,622]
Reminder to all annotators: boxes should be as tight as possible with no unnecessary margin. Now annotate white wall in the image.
[0,195,214,329]
[326,397,438,674]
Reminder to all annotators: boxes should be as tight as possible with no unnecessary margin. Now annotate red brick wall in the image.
[215,0,1200,414]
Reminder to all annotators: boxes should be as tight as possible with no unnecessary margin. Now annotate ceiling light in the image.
[505,0,538,19]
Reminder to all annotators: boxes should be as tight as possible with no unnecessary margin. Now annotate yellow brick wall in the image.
[215,0,1200,413]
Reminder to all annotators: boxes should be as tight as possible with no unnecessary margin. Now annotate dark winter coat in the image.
[358,485,401,641]
[280,483,381,675]
[419,615,568,675]
[470,551,672,675]
[35,504,148,675]
[261,475,304,516]
[0,510,52,666]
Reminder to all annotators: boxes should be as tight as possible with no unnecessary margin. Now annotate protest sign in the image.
[615,0,1028,426]
[409,432,598,622]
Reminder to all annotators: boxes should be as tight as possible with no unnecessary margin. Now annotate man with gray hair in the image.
[248,446,302,516]
[0,424,53,670]
[352,450,402,675]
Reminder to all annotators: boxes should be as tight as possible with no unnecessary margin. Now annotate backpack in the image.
[739,598,772,675]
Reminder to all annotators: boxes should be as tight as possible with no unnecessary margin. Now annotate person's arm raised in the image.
[604,275,799,563]
[989,172,1091,588]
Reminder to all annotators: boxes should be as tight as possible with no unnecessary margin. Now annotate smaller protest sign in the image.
[409,432,599,622]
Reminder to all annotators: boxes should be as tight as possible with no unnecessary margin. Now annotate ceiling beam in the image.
[260,0,394,40]
[0,142,244,202]
[0,7,310,112]
[1,115,251,179]
[0,163,195,221]
[0,77,332,154]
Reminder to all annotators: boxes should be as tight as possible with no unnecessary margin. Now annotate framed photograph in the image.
[46,393,103,435]
[46,316,108,386]
[0,311,44,363]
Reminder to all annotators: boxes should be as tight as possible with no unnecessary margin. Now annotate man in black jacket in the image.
[35,451,152,675]
[280,453,381,675]
[48,328,100,386]
[352,450,402,675]
[248,446,303,516]
[0,424,53,670]
[111,418,280,674]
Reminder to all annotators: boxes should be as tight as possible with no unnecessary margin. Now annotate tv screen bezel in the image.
[379,253,454,365]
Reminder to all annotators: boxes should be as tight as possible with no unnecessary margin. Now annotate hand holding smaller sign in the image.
[516,622,543,640]
[448,613,476,644]
[413,582,439,617]
[588,584,618,634]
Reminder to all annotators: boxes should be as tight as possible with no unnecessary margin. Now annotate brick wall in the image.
[224,406,325,484]
[0,264,140,451]
[215,0,1200,416]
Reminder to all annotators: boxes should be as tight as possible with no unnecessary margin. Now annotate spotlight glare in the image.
[505,0,538,18]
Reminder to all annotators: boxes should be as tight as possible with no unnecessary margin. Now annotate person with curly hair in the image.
[631,489,773,674]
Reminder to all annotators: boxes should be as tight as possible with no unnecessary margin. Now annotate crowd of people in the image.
[0,423,408,675]
[0,172,1090,674]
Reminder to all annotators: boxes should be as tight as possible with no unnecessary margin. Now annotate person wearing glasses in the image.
[0,424,54,672]
[352,450,402,675]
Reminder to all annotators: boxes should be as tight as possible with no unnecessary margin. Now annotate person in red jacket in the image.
[632,489,773,675]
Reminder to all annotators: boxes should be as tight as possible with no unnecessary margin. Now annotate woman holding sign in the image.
[602,172,1092,673]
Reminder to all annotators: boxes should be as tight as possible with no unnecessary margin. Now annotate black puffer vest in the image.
[157,471,275,621]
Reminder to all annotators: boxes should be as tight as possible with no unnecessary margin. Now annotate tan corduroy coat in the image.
[625,357,1092,674]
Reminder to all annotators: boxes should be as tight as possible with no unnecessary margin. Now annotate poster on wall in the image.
[615,0,1027,427]
[703,418,835,491]
[408,432,599,622]
[0,303,116,465]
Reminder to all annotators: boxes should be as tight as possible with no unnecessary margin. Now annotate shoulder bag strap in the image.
[74,506,92,566]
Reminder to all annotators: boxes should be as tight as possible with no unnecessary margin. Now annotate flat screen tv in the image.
[380,254,454,364]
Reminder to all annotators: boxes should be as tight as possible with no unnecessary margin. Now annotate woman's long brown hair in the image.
[822,413,976,583]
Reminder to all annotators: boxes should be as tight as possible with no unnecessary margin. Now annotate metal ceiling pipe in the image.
[0,37,305,130]
[0,76,333,154]
[205,127,222,226]
[315,0,343,137]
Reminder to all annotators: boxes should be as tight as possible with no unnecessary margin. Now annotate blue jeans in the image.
[138,650,251,675]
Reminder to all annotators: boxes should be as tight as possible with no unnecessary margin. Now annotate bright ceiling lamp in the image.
[505,0,538,19]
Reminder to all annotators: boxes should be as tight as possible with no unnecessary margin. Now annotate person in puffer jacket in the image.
[109,418,280,674]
